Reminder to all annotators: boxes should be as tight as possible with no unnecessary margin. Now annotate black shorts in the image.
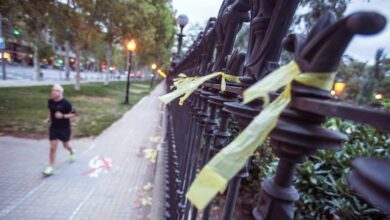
[49,128,71,142]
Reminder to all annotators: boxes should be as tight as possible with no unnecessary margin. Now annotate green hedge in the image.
[245,118,389,219]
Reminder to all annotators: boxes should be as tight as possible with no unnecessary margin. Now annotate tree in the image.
[136,0,175,68]
[93,0,127,85]
[93,0,175,85]
[356,48,387,104]
[2,0,176,84]
[179,22,204,55]
[66,0,100,91]
[233,0,351,65]
[376,58,390,99]
[84,32,106,73]
[294,0,349,33]
[50,1,77,80]
[11,0,56,80]
[38,40,55,59]
[336,55,367,101]
[234,23,249,52]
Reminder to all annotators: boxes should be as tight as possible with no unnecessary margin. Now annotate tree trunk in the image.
[94,56,98,72]
[74,43,81,91]
[104,42,112,86]
[33,26,41,81]
[65,40,71,80]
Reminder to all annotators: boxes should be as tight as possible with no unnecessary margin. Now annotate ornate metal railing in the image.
[162,1,389,219]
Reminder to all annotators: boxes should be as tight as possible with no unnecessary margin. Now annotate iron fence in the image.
[162,1,389,219]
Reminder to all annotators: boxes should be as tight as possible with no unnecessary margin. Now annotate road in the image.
[0,65,126,88]
[2,65,109,81]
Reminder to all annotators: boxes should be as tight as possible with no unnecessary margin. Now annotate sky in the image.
[171,0,390,63]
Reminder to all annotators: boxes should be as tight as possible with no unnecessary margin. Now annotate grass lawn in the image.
[0,81,157,138]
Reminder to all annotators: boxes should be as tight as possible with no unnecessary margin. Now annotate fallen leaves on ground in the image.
[141,196,153,206]
[134,182,154,209]
[143,182,153,191]
[149,136,161,143]
[143,148,157,163]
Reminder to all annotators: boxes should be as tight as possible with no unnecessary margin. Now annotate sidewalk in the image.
[0,83,166,219]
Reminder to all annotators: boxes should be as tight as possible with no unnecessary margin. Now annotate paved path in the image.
[0,83,166,220]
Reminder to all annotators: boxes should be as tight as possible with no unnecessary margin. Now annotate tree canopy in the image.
[0,0,176,69]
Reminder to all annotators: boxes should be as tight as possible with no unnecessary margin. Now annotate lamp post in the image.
[0,15,7,80]
[375,93,383,100]
[150,63,157,88]
[124,39,136,105]
[334,81,346,95]
[176,14,189,57]
[331,80,347,100]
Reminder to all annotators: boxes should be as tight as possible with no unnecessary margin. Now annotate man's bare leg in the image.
[50,140,59,166]
[63,141,75,162]
[63,141,74,155]
[44,140,59,175]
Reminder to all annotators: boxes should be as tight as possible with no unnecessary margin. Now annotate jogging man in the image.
[43,84,76,176]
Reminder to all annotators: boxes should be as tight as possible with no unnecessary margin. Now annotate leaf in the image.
[313,162,324,170]
[149,136,161,143]
[141,196,152,206]
[143,149,157,163]
[310,176,318,185]
[143,182,153,191]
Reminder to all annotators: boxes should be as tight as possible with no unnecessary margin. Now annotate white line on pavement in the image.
[0,143,96,217]
[68,186,97,220]
[81,143,96,156]
[0,181,46,217]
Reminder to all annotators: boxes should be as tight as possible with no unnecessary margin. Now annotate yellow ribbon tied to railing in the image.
[171,74,195,90]
[186,60,336,210]
[159,72,240,105]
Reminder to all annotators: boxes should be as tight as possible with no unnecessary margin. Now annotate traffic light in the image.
[56,59,63,65]
[12,29,20,37]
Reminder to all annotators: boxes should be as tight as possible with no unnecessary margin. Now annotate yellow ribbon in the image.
[186,61,336,210]
[159,70,167,78]
[159,72,240,105]
[220,72,241,91]
[171,74,196,90]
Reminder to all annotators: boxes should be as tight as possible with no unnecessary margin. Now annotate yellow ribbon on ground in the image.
[186,61,335,210]
[159,72,240,105]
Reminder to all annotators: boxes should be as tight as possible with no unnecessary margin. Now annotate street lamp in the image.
[176,14,189,57]
[0,15,8,80]
[375,93,383,100]
[150,63,157,88]
[333,81,346,95]
[124,39,136,105]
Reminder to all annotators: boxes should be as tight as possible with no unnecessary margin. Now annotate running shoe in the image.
[43,166,54,176]
[69,153,76,162]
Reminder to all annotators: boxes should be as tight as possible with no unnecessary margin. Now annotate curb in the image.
[150,94,167,220]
